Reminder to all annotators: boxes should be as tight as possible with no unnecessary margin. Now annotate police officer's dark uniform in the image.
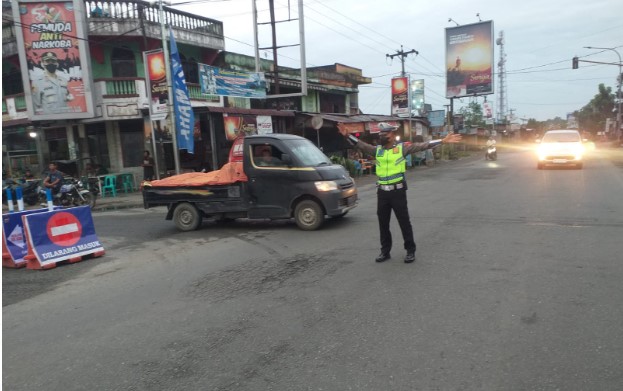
[340,122,457,263]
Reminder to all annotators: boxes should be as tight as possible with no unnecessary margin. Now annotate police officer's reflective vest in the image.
[376,143,406,185]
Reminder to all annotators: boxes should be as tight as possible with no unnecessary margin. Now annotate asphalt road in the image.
[3,145,623,390]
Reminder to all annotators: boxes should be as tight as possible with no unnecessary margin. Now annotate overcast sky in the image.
[175,0,623,122]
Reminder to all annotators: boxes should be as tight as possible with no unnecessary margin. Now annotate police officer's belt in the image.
[378,182,404,191]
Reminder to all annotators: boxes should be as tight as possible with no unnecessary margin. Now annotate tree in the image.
[575,83,615,135]
[458,101,486,129]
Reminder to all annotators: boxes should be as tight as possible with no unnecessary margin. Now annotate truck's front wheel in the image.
[294,200,324,231]
[173,202,201,231]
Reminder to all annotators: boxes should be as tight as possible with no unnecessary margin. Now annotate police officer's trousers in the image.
[377,187,416,255]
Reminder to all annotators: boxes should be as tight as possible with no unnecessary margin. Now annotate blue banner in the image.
[23,206,104,267]
[169,30,195,154]
[198,63,267,99]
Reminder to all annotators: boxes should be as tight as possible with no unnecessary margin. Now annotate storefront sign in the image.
[256,116,273,135]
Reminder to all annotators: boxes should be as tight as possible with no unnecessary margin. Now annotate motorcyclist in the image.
[43,162,64,195]
[485,136,497,160]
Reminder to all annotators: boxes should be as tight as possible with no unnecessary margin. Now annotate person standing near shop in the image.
[338,122,462,263]
[142,150,155,180]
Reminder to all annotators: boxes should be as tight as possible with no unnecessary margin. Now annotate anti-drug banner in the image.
[13,0,95,120]
[23,206,103,266]
[199,64,267,98]
[3,209,51,264]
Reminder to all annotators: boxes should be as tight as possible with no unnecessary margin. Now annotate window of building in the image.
[2,69,23,96]
[111,47,137,78]
[180,54,199,84]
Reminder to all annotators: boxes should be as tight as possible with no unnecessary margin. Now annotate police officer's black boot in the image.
[375,253,391,263]
[404,252,415,263]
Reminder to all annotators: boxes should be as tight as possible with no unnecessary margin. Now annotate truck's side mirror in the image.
[281,153,293,166]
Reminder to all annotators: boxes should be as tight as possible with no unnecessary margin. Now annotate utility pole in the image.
[387,45,418,141]
[386,45,418,77]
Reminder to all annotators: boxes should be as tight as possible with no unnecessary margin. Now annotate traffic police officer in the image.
[32,51,73,114]
[338,122,462,263]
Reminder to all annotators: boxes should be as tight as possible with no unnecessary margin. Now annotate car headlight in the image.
[314,181,338,192]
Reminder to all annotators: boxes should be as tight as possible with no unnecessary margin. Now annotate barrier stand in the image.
[23,206,105,270]
[46,188,54,211]
[15,186,24,212]
[5,188,15,213]
[2,236,21,268]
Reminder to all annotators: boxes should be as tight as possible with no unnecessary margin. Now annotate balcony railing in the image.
[97,77,141,97]
[85,0,223,36]
[187,83,219,102]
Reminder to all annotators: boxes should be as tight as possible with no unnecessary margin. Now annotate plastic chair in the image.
[101,175,117,197]
[120,173,135,193]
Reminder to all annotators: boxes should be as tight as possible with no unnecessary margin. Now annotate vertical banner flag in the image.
[143,49,168,121]
[483,102,493,118]
[445,20,494,98]
[391,76,410,117]
[169,30,194,153]
[13,0,95,120]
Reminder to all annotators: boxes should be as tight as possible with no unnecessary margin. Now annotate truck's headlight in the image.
[314,181,338,192]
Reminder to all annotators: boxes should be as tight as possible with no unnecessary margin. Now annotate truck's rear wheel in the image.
[173,202,201,231]
[294,200,324,231]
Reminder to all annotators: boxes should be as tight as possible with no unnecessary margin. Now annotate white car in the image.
[536,130,585,169]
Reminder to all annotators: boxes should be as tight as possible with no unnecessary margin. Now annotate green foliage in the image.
[575,83,615,134]
[329,155,357,177]
[458,101,486,129]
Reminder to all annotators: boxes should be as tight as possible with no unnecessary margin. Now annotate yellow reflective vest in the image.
[375,143,406,185]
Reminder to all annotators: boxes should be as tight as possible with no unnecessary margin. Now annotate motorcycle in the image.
[3,179,40,206]
[39,177,96,209]
[485,145,497,161]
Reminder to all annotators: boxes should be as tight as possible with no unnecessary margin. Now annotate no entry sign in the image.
[46,212,83,247]
[23,206,104,267]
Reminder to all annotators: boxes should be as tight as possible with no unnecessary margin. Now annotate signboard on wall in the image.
[12,0,95,120]
[445,20,494,98]
[199,64,267,98]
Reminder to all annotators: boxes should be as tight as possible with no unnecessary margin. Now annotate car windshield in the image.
[284,139,331,166]
[542,132,580,143]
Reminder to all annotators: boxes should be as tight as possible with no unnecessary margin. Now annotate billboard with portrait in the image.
[12,0,94,120]
[445,21,494,98]
[199,64,267,99]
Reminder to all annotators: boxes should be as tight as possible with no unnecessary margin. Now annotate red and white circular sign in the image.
[46,212,83,247]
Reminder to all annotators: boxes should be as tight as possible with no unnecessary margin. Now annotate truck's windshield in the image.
[285,139,332,166]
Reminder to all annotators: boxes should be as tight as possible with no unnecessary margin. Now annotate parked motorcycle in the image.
[39,177,96,209]
[485,145,497,161]
[2,179,40,206]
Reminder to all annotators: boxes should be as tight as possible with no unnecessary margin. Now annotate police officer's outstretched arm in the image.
[403,132,462,155]
[337,123,376,155]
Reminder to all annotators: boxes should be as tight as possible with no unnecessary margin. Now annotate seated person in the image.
[43,163,64,195]
[255,148,282,167]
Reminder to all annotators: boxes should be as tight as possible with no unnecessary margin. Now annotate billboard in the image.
[391,76,409,117]
[199,64,267,98]
[445,21,494,98]
[410,79,425,115]
[427,110,446,128]
[143,49,168,121]
[12,0,94,120]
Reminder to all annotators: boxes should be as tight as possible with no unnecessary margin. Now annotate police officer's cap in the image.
[41,52,58,61]
[378,122,398,132]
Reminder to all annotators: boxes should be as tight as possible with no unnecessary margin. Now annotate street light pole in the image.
[585,46,622,140]
[156,0,181,175]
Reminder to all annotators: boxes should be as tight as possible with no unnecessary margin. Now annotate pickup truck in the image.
[143,134,358,231]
